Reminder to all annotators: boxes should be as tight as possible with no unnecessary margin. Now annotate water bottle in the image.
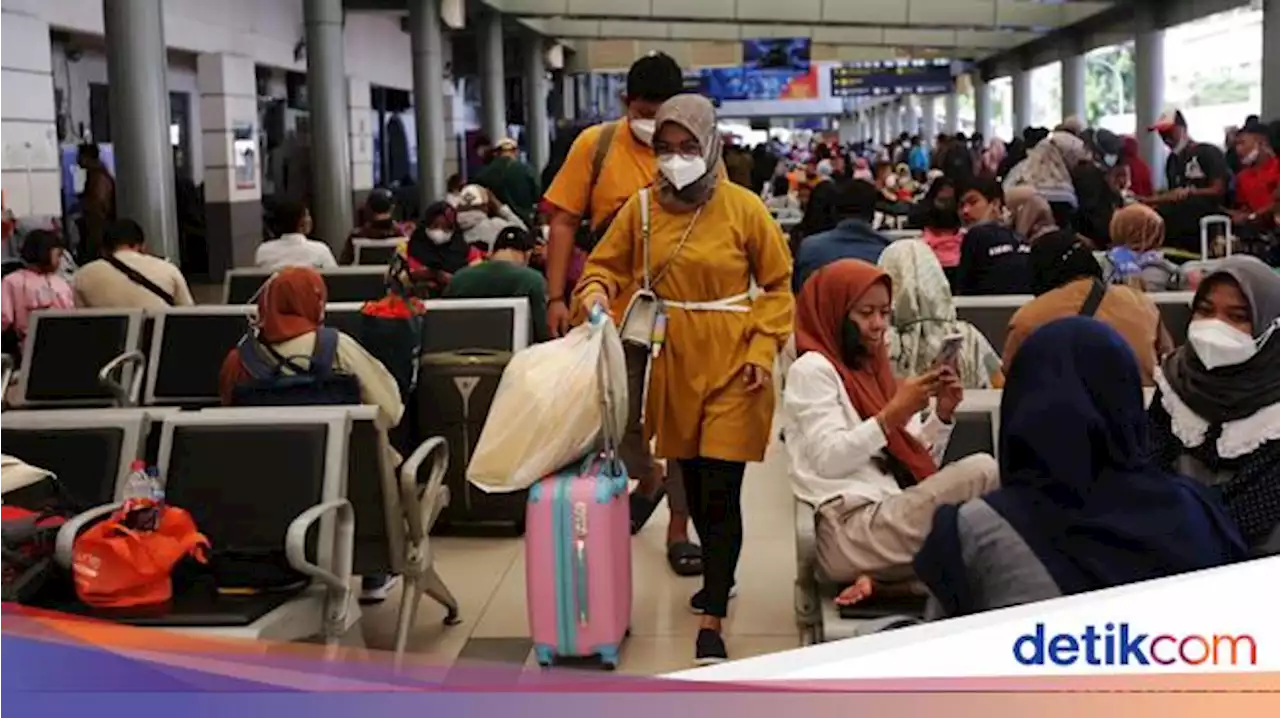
[121,460,152,501]
[121,460,163,530]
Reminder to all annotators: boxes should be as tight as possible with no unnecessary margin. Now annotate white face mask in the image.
[426,228,451,245]
[1187,318,1274,370]
[657,154,707,190]
[884,174,898,188]
[1242,147,1261,166]
[630,118,656,147]
[1170,134,1190,155]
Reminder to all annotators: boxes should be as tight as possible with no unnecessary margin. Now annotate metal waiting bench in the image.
[793,390,1002,645]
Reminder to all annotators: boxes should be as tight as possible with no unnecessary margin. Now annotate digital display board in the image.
[742,38,811,72]
[830,58,955,97]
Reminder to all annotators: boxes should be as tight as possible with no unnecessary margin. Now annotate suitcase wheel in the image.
[597,644,621,671]
[534,644,555,668]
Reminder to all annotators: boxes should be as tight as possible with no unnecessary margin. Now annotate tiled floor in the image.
[357,430,799,674]
[197,280,799,672]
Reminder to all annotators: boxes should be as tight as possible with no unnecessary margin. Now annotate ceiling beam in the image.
[484,0,1114,31]
[518,16,1040,51]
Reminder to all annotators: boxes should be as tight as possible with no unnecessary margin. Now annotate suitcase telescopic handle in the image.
[1200,214,1232,261]
[590,302,624,477]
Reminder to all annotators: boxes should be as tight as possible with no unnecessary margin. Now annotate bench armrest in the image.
[1,353,13,396]
[55,503,123,569]
[398,436,449,541]
[285,498,355,594]
[794,498,822,639]
[98,350,145,408]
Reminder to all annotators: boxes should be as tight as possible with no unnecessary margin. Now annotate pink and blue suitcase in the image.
[526,453,631,669]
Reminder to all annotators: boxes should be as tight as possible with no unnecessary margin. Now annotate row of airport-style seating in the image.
[0,286,536,654]
[1,404,455,657]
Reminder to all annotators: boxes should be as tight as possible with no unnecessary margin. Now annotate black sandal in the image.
[629,485,666,535]
[666,541,703,577]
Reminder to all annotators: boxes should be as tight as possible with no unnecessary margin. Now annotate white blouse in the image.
[783,352,953,508]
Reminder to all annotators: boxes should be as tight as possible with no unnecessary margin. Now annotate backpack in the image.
[2,461,75,604]
[228,327,363,407]
[359,298,424,397]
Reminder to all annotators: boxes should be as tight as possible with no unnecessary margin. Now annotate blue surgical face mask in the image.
[1103,154,1118,168]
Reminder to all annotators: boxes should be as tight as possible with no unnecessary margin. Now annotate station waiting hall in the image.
[2,0,1279,673]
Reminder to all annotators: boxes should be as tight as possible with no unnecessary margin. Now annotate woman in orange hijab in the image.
[218,266,404,431]
[781,259,999,607]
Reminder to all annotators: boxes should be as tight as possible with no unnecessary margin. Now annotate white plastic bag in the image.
[466,309,628,493]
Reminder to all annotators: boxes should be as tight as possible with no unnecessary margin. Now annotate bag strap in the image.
[640,188,652,289]
[583,122,618,230]
[104,255,175,306]
[1079,278,1107,318]
[308,327,339,377]
[639,188,702,293]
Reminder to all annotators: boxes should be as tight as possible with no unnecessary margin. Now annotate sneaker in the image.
[694,628,728,665]
[359,575,402,604]
[688,585,738,615]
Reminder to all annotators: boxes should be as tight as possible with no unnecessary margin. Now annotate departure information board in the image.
[830,59,955,97]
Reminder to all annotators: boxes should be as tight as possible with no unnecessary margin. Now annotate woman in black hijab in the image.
[405,201,470,297]
[1148,256,1280,552]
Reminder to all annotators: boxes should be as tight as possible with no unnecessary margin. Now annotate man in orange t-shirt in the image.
[541,51,700,576]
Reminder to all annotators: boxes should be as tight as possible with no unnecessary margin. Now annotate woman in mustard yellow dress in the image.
[575,94,794,665]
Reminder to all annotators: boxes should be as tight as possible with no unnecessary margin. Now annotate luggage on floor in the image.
[526,304,631,669]
[416,349,527,531]
[527,454,631,669]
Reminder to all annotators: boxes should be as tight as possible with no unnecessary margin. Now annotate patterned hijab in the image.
[880,240,1000,388]
[653,94,725,213]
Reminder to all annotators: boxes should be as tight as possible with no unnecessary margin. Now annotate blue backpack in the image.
[229,327,363,407]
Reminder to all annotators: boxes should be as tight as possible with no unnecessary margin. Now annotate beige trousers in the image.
[815,453,999,584]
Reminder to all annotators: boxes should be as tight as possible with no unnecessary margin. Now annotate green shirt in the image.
[475,156,540,223]
[443,260,550,343]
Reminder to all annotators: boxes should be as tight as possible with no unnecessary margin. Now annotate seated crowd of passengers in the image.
[3,50,1277,667]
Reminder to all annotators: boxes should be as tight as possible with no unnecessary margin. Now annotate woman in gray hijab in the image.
[575,93,795,665]
[1148,255,1280,553]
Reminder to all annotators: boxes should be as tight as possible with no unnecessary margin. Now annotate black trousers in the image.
[678,457,746,619]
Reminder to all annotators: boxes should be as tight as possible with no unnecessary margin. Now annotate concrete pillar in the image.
[524,35,550,174]
[877,107,890,144]
[1012,68,1033,134]
[921,95,938,140]
[410,0,448,203]
[887,100,900,139]
[945,92,959,134]
[480,9,506,142]
[348,79,374,211]
[557,72,576,120]
[1135,2,1166,191]
[1062,51,1087,123]
[973,75,992,141]
[1263,0,1280,119]
[103,0,179,260]
[0,9,59,219]
[303,0,353,249]
[903,96,919,136]
[197,53,261,277]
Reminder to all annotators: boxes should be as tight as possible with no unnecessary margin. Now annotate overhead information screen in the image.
[830,59,955,97]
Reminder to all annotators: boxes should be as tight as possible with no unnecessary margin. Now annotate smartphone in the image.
[934,333,964,370]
